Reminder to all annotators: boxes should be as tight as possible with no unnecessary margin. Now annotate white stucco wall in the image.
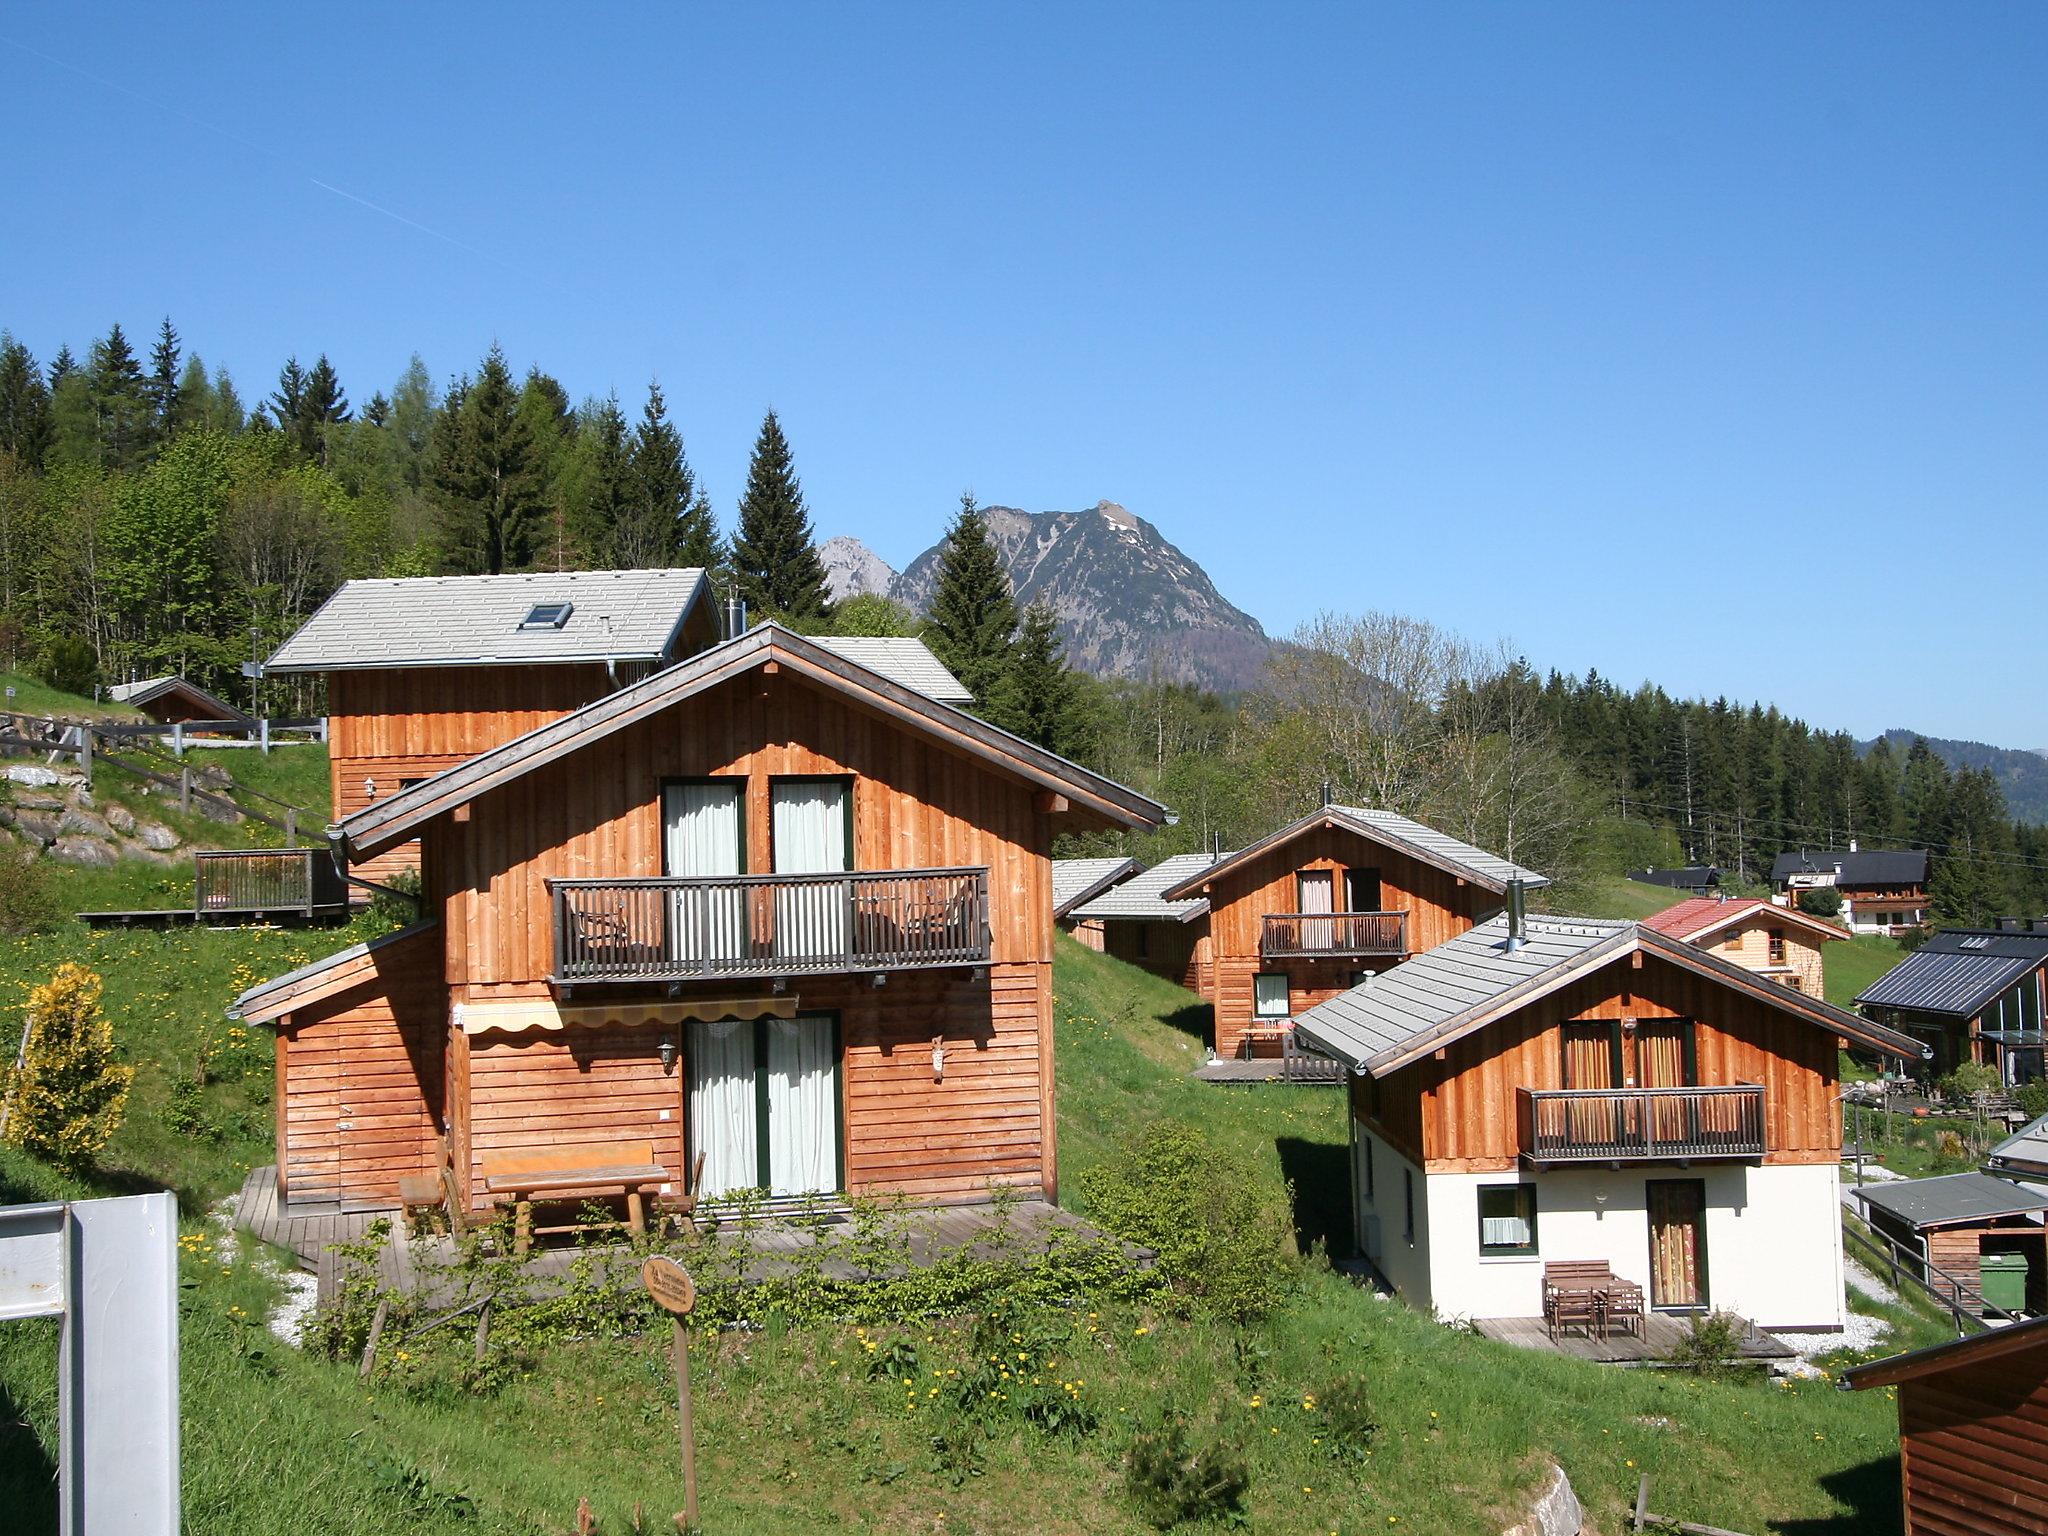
[1351,1116,1432,1311]
[1419,1161,1845,1331]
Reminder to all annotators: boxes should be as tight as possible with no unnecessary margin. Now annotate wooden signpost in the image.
[641,1256,699,1528]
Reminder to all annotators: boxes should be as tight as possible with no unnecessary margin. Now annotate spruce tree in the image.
[363,392,391,428]
[677,489,722,573]
[615,381,693,567]
[432,347,543,574]
[564,393,634,566]
[0,337,52,469]
[300,353,351,463]
[270,356,308,439]
[146,316,182,439]
[171,354,212,436]
[730,409,830,621]
[923,493,1018,707]
[46,345,75,390]
[87,324,150,470]
[994,603,1083,751]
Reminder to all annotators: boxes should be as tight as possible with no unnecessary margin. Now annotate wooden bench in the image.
[479,1140,670,1254]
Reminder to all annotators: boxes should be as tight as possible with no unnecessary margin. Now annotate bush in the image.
[1123,1419,1250,1530]
[1664,1309,1744,1375]
[1796,887,1842,918]
[2,963,135,1168]
[1936,1129,1969,1162]
[370,868,422,927]
[1077,1123,1294,1324]
[37,636,99,698]
[2016,1081,2048,1120]
[1939,1062,2001,1104]
[0,843,59,935]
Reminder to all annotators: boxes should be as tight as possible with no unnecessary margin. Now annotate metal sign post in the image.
[640,1256,699,1528]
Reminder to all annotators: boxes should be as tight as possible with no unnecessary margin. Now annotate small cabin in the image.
[1844,1314,2048,1536]
[1856,927,2048,1080]
[1065,852,1219,991]
[1641,896,1843,996]
[1051,856,1140,950]
[1159,806,1545,1061]
[232,623,1163,1216]
[1854,1173,2048,1319]
[106,675,252,728]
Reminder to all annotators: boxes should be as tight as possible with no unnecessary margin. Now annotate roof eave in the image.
[264,649,672,675]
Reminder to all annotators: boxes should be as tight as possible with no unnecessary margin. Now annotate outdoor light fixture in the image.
[1593,1190,1609,1219]
[659,1037,679,1075]
[363,777,377,799]
[931,1034,945,1083]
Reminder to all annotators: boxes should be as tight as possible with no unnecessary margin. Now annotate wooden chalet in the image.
[1051,856,1140,949]
[232,622,1164,1220]
[1640,895,1844,996]
[1856,925,2048,1080]
[1772,845,1931,936]
[1293,901,1922,1330]
[1844,1313,2048,1536]
[1158,805,1547,1061]
[1064,852,1219,991]
[106,674,251,726]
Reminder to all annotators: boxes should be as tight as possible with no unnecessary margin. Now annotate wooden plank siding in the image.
[1706,920,1827,995]
[273,924,445,1202]
[1198,826,1502,1059]
[1897,1342,2048,1535]
[1099,919,1208,994]
[1349,949,1844,1173]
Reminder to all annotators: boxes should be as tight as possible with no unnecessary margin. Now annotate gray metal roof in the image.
[1071,853,1221,922]
[106,675,250,720]
[1855,929,2048,1018]
[1161,804,1549,902]
[264,568,708,672]
[1770,847,1929,887]
[812,637,972,705]
[1854,1171,2048,1229]
[1052,856,1141,920]
[1292,915,1631,1071]
[1989,1114,2048,1179]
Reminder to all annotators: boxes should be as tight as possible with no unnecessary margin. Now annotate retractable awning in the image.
[455,996,798,1036]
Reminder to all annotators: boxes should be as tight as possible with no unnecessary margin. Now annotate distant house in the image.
[1065,852,1219,992]
[1855,925,2048,1080]
[1844,1312,2048,1536]
[1771,845,1930,935]
[1051,856,1141,949]
[1641,896,1844,996]
[1159,805,1546,1061]
[106,675,251,727]
[1293,906,1919,1330]
[1852,1173,2048,1319]
[1626,866,1721,895]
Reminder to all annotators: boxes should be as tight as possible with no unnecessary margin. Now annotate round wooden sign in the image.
[641,1256,697,1316]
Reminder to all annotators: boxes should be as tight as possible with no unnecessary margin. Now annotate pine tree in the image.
[517,369,576,567]
[46,345,75,390]
[923,493,1018,707]
[432,347,543,574]
[994,603,1083,751]
[0,337,53,469]
[613,382,697,568]
[87,323,150,470]
[300,353,351,462]
[270,356,308,439]
[146,316,182,439]
[563,394,634,566]
[677,489,722,573]
[363,392,391,428]
[1,963,134,1169]
[730,409,830,621]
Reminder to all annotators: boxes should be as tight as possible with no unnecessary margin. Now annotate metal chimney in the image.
[723,586,747,641]
[1320,779,1333,809]
[1505,878,1527,951]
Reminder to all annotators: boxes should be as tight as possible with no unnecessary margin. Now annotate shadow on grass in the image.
[1277,1135,1351,1259]
[1769,1453,1900,1535]
[0,1344,59,1536]
[1159,1001,1213,1051]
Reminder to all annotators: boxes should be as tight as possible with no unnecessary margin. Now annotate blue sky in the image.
[5,5,2045,744]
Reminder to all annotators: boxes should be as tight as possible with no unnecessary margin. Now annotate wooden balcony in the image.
[1517,1085,1766,1165]
[193,847,350,920]
[549,868,991,986]
[1261,910,1408,959]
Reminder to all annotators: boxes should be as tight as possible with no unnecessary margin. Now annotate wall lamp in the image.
[658,1037,679,1075]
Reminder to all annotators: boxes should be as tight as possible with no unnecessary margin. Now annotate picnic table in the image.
[1543,1260,1645,1342]
[479,1140,670,1254]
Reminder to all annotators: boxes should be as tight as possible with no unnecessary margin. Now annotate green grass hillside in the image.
[0,670,146,722]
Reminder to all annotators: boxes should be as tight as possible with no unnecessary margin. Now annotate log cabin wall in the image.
[1895,1336,2048,1536]
[1203,827,1500,1059]
[271,926,446,1201]
[1350,950,1843,1174]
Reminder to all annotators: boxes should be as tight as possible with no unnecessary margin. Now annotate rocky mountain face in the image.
[829,501,1274,694]
[819,535,899,606]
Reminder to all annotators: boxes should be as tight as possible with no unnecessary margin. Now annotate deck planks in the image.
[1473,1310,1794,1365]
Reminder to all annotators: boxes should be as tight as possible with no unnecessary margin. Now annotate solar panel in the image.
[1962,935,1992,949]
[519,601,573,630]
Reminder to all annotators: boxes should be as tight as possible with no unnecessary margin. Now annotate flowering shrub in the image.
[3,962,134,1168]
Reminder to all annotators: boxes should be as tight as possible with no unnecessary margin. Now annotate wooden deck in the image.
[1473,1310,1794,1365]
[1192,1058,1343,1085]
[235,1165,1134,1304]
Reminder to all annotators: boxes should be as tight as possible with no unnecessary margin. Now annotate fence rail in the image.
[1518,1084,1766,1163]
[550,868,991,984]
[1842,1212,2024,1335]
[1261,910,1408,959]
[193,848,349,918]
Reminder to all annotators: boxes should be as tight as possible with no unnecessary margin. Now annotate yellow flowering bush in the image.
[3,962,134,1168]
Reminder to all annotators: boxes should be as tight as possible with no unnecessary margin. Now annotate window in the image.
[519,601,574,630]
[1403,1170,1415,1245]
[1767,928,1786,964]
[1477,1184,1537,1255]
[1254,973,1290,1019]
[1724,930,1744,952]
[1362,1134,1376,1201]
[1784,975,1803,992]
[1346,867,1382,913]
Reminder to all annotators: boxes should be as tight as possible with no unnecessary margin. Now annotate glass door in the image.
[772,779,851,961]
[1297,870,1334,951]
[685,1015,841,1201]
[685,1018,759,1200]
[663,781,745,968]
[765,1016,840,1197]
[1647,1178,1708,1309]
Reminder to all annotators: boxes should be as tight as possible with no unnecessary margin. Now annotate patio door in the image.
[772,779,851,961]
[664,781,745,967]
[1298,870,1334,951]
[1562,1021,1622,1146]
[686,1014,841,1200]
[1637,1019,1695,1146]
[1647,1178,1708,1310]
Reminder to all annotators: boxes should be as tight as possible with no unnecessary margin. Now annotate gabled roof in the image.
[263,568,709,672]
[1160,805,1548,903]
[1052,856,1141,920]
[1292,914,1921,1077]
[1854,928,2048,1018]
[1627,866,1720,891]
[1988,1112,2048,1180]
[333,623,1167,858]
[1852,1171,2048,1230]
[1070,852,1221,923]
[106,675,251,722]
[1642,897,1845,946]
[1843,1312,2048,1391]
[812,637,972,706]
[229,921,438,1025]
[1770,847,1929,887]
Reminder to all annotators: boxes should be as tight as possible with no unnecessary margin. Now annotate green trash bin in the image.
[1979,1250,2030,1315]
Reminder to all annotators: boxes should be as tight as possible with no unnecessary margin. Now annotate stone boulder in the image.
[105,803,136,833]
[136,822,181,852]
[58,807,111,839]
[3,765,61,788]
[1501,1465,1582,1536]
[51,835,118,868]
[11,793,63,812]
[10,810,61,846]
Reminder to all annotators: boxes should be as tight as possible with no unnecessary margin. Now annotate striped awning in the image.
[455,996,797,1036]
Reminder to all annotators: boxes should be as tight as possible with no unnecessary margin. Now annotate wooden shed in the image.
[1844,1313,2048,1535]
[106,675,251,727]
[1856,1173,2048,1318]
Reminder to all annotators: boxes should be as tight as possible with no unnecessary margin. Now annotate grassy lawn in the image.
[0,915,1916,1533]
[0,670,145,722]
[1553,873,1692,922]
[1825,933,1906,1013]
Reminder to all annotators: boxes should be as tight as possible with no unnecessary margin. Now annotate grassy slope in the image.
[0,912,1937,1533]
[1826,934,1906,1013]
[0,670,145,721]
[1546,873,1690,922]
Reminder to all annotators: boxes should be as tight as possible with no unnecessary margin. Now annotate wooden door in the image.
[1647,1179,1708,1309]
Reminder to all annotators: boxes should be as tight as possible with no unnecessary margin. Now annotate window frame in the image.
[1253,972,1291,1020]
[1476,1182,1539,1257]
[1402,1169,1415,1246]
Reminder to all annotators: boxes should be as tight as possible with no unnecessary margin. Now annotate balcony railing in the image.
[549,868,991,985]
[193,847,349,918]
[1517,1084,1766,1164]
[1261,910,1408,959]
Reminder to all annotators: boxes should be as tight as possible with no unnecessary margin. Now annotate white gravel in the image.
[1771,1310,1889,1377]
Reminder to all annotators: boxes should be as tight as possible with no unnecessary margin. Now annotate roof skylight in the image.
[519,602,573,631]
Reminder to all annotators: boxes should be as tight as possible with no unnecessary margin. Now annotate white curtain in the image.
[766,1015,838,1196]
[1298,870,1334,950]
[665,783,744,965]
[687,1019,758,1198]
[773,781,851,960]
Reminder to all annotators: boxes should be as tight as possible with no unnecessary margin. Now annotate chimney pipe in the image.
[1505,878,1526,951]
[1320,779,1333,809]
[723,586,747,641]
